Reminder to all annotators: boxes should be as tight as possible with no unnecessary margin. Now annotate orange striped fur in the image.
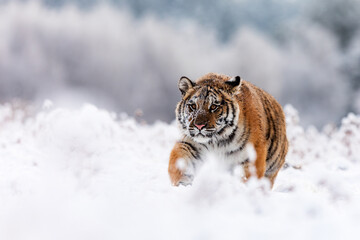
[168,73,288,188]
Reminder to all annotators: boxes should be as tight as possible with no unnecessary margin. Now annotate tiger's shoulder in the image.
[234,79,286,134]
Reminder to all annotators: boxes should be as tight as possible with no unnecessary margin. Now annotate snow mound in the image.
[0,103,360,240]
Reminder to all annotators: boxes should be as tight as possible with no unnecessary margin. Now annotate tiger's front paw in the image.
[168,166,193,186]
[178,174,194,186]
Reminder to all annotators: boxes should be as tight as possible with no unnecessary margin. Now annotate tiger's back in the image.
[168,73,288,187]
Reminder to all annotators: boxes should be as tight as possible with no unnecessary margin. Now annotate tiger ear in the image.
[178,76,195,96]
[225,76,242,93]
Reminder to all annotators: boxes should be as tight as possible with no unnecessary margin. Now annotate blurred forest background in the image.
[0,0,360,127]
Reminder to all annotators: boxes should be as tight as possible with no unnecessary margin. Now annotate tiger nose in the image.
[195,124,205,130]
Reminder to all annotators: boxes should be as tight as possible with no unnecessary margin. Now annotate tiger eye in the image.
[189,104,196,110]
[210,105,218,111]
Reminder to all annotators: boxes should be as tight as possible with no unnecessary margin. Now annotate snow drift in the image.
[0,102,360,240]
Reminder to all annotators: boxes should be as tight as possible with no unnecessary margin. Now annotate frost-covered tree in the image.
[344,33,360,114]
[306,0,360,48]
[0,0,358,127]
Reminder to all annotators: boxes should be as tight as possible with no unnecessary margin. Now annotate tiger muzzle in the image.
[194,114,208,130]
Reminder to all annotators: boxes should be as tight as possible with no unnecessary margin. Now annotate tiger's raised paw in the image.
[178,174,194,186]
[169,168,193,186]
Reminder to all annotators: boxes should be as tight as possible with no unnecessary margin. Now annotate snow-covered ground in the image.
[1,102,360,240]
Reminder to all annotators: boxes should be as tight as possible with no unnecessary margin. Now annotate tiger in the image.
[168,73,288,188]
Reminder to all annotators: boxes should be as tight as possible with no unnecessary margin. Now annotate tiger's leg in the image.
[265,155,287,188]
[168,141,200,186]
[241,163,251,182]
[265,140,288,188]
[242,144,267,182]
[266,172,278,188]
[254,145,267,179]
[265,160,285,189]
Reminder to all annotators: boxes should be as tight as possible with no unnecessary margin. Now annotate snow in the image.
[1,102,360,240]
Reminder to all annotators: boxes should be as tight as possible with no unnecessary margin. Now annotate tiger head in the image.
[176,73,242,144]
